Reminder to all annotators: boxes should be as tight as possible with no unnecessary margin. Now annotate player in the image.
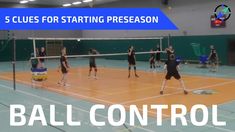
[160,54,188,95]
[208,45,219,72]
[29,53,39,70]
[149,49,156,72]
[156,45,161,68]
[88,48,99,79]
[58,47,70,87]
[165,45,175,61]
[39,47,46,68]
[128,46,139,78]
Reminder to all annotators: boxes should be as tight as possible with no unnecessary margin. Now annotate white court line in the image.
[96,67,234,81]
[0,76,114,105]
[107,76,207,96]
[121,80,235,105]
[0,83,155,132]
[1,81,235,131]
[0,77,172,118]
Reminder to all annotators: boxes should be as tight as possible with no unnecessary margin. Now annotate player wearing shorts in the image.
[149,49,156,71]
[160,54,188,95]
[88,48,99,79]
[208,45,218,72]
[156,45,161,68]
[128,46,139,78]
[58,47,70,87]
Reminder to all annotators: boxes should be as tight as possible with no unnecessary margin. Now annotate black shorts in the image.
[90,62,97,68]
[150,59,155,64]
[61,68,68,74]
[165,72,181,80]
[128,59,136,65]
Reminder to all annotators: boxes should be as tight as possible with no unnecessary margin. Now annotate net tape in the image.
[31,51,166,60]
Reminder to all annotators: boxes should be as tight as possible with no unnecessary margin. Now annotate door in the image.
[228,40,235,65]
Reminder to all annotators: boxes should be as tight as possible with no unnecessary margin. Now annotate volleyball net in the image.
[28,37,166,61]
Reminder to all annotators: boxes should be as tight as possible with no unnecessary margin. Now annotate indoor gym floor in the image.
[0,58,235,132]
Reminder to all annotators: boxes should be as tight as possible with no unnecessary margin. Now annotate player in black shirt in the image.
[165,45,175,61]
[208,45,218,72]
[156,45,161,68]
[160,54,188,95]
[39,47,46,68]
[88,48,99,79]
[149,49,156,71]
[58,47,70,87]
[29,53,39,70]
[128,46,139,78]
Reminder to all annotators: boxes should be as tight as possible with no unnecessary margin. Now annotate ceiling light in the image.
[62,3,72,7]
[83,0,93,3]
[72,1,82,5]
[28,0,35,1]
[20,0,29,4]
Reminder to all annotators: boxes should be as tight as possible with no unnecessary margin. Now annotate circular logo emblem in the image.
[214,4,231,21]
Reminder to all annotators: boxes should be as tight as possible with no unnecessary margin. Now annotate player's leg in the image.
[149,60,153,72]
[128,64,131,78]
[160,79,167,95]
[88,63,92,77]
[150,61,153,70]
[160,73,171,95]
[134,65,139,77]
[212,60,218,72]
[156,55,161,68]
[94,66,98,79]
[209,59,215,72]
[63,73,70,87]
[153,60,156,72]
[179,79,188,94]
[58,68,65,84]
[174,73,188,94]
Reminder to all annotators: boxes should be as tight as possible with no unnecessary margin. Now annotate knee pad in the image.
[134,66,136,70]
[95,68,97,72]
[128,66,131,70]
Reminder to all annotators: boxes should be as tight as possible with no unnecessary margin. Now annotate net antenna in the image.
[28,37,164,58]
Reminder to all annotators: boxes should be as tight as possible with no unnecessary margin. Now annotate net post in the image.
[160,37,163,51]
[12,32,16,91]
[33,39,36,58]
[167,34,171,47]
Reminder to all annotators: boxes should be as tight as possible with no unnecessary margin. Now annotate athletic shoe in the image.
[160,91,163,95]
[184,90,188,95]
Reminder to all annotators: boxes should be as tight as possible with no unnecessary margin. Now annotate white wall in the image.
[82,0,235,38]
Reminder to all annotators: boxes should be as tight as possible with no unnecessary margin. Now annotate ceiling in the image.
[0,0,120,7]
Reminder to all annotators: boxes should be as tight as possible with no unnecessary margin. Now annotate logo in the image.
[214,4,231,22]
